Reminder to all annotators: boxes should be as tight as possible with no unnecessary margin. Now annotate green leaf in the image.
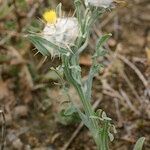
[89,115,103,121]
[58,110,80,125]
[28,35,51,56]
[58,103,80,125]
[84,35,111,101]
[96,33,112,51]
[76,108,91,129]
[92,48,108,58]
[64,105,77,116]
[28,34,68,56]
[42,70,60,81]
[84,64,103,100]
[133,137,145,150]
[74,0,82,28]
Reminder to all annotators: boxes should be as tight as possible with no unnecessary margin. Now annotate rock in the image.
[13,105,29,118]
[5,113,13,126]
[108,38,117,47]
[24,145,32,150]
[7,131,17,143]
[12,138,23,150]
[33,147,54,150]
[33,148,46,150]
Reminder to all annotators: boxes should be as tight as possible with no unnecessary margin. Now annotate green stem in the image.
[62,55,109,149]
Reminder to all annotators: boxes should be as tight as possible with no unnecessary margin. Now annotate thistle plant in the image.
[28,0,145,149]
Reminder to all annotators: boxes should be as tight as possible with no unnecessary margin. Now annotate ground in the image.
[0,0,150,150]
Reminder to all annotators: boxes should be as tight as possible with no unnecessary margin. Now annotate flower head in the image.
[42,17,79,57]
[87,0,113,8]
[43,10,57,24]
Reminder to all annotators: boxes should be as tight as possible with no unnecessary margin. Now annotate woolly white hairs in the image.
[42,17,79,56]
[88,0,113,8]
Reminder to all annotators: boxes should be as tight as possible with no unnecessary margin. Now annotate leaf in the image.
[84,35,111,100]
[28,34,68,56]
[64,105,77,116]
[133,137,145,150]
[59,109,80,125]
[93,48,108,58]
[96,33,112,51]
[76,108,91,129]
[74,0,82,27]
[96,109,103,116]
[58,103,80,125]
[112,125,117,134]
[84,64,103,100]
[108,132,114,142]
[102,116,112,121]
[42,70,60,81]
[56,3,62,17]
[28,35,51,56]
[93,34,111,59]
[84,0,89,6]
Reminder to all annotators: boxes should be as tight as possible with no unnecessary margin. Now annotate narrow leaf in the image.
[56,3,62,17]
[28,35,50,56]
[85,64,103,100]
[28,34,68,56]
[96,33,112,51]
[76,108,91,129]
[133,137,145,150]
[64,105,77,116]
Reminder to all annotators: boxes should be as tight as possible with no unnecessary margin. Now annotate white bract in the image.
[87,0,113,8]
[42,17,79,57]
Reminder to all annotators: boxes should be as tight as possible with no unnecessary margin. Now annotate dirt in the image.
[0,0,150,150]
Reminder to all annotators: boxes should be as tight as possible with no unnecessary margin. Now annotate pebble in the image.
[33,146,54,150]
[13,105,29,118]
[7,131,17,142]
[12,138,23,150]
[24,145,32,150]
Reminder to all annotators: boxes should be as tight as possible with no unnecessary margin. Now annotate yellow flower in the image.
[43,10,57,24]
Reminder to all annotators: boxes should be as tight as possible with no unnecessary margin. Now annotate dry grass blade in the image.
[120,71,142,104]
[119,89,140,115]
[0,109,6,150]
[117,54,148,89]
